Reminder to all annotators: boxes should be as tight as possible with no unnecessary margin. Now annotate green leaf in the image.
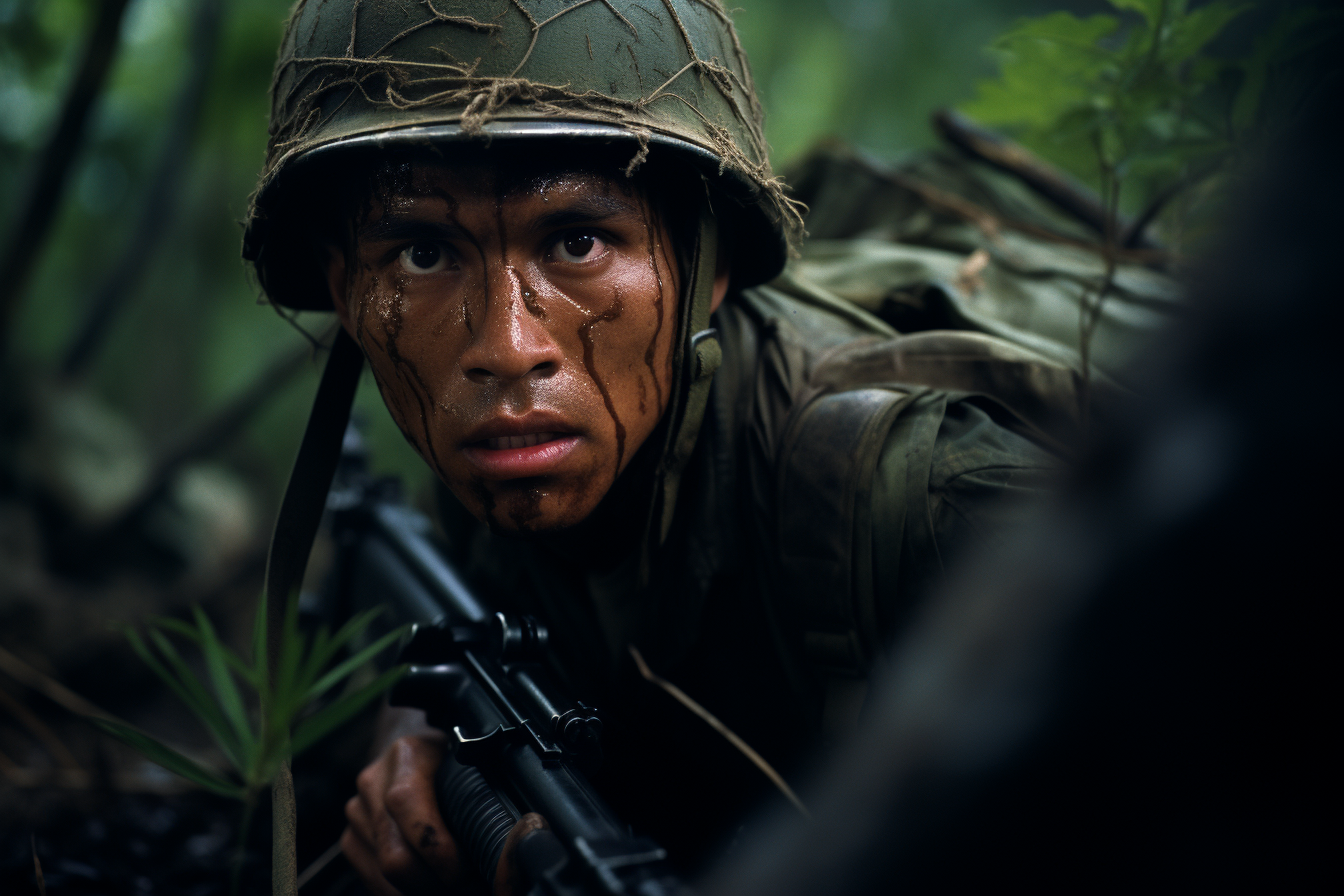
[88,716,245,800]
[963,13,1119,130]
[291,665,408,756]
[304,624,408,704]
[293,606,383,699]
[154,615,259,686]
[126,627,198,711]
[1231,7,1320,132]
[998,11,1119,50]
[128,628,235,758]
[326,607,387,654]
[142,627,246,768]
[271,591,307,718]
[294,624,334,699]
[192,606,255,759]
[1108,0,1166,30]
[250,591,268,690]
[1163,1,1246,67]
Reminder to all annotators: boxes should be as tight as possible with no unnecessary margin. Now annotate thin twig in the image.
[629,646,810,818]
[0,683,84,771]
[296,840,343,890]
[833,146,1168,264]
[1078,154,1122,434]
[60,0,226,379]
[1121,157,1222,249]
[934,108,1156,249]
[94,338,319,537]
[32,835,46,896]
[0,0,134,356]
[0,645,120,723]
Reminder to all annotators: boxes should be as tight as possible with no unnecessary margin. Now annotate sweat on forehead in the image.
[362,143,645,208]
[364,164,644,224]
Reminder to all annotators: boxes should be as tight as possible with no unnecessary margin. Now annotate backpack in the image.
[758,140,1181,700]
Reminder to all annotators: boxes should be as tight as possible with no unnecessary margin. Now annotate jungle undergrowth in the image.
[89,590,407,896]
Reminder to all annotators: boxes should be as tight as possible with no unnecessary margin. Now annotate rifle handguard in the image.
[437,753,516,890]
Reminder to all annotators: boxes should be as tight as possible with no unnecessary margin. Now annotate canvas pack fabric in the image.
[748,142,1181,679]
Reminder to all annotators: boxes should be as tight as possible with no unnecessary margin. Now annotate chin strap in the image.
[258,326,362,893]
[263,327,364,666]
[653,207,722,546]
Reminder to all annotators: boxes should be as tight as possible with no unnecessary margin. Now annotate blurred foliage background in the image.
[1,0,1323,527]
[1,0,1119,527]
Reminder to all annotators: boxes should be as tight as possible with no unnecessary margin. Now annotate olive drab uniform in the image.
[429,144,1181,867]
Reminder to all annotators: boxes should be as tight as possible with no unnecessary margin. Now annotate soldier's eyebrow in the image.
[532,194,643,232]
[357,214,467,243]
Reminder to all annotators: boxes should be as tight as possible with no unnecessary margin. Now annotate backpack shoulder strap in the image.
[771,328,1076,690]
[774,384,925,678]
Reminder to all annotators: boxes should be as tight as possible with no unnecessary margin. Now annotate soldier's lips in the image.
[460,431,582,478]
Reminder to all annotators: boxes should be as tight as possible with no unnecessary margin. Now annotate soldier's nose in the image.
[458,267,561,384]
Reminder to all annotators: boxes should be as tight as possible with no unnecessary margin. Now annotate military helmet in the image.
[242,0,799,309]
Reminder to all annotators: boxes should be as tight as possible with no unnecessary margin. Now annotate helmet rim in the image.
[244,119,790,310]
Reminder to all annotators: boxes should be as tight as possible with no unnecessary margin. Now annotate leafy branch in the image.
[963,0,1334,248]
[959,0,1333,425]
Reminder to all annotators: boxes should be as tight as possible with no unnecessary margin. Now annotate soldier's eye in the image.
[399,243,449,273]
[553,232,605,264]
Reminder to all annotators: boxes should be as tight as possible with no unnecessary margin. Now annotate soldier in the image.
[243,2,1061,893]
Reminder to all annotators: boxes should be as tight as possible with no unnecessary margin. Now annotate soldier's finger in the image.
[344,793,377,844]
[340,826,406,896]
[383,737,459,883]
[494,812,549,896]
[355,754,392,807]
[369,796,439,889]
[384,773,459,883]
[386,734,445,782]
[347,797,436,892]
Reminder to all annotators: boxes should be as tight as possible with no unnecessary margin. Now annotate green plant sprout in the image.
[89,591,407,895]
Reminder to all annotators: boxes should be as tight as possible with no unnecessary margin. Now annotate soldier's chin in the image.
[467,481,596,538]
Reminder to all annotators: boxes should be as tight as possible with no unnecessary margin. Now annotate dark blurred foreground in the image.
[696,74,1341,896]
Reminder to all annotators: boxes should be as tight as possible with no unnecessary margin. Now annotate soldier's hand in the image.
[342,732,460,895]
[341,732,547,896]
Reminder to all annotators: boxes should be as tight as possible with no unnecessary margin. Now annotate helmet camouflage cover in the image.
[243,0,801,309]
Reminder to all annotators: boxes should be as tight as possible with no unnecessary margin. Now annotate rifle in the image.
[320,429,681,896]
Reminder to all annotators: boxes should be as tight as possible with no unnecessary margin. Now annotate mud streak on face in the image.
[639,201,667,416]
[433,198,472,337]
[652,210,679,401]
[357,273,423,441]
[508,486,544,531]
[470,478,502,532]
[375,273,453,483]
[578,294,627,476]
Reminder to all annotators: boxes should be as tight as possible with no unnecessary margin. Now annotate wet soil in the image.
[1,731,369,896]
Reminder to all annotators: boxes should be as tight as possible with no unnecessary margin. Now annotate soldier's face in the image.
[327,158,689,534]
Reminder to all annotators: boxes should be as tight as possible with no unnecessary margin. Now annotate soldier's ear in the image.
[711,265,730,313]
[325,247,356,336]
[710,241,731,313]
